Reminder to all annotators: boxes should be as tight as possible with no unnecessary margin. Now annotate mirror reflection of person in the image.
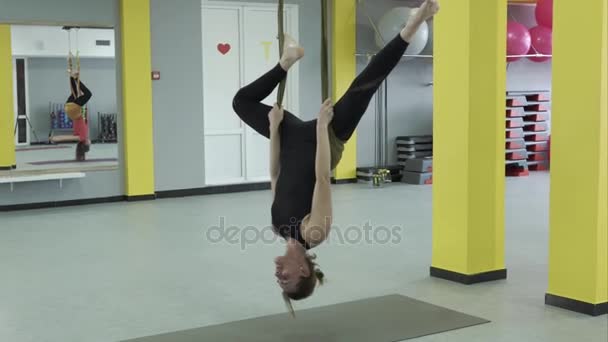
[50,71,93,161]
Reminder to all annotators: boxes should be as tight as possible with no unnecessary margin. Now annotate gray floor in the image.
[0,172,606,342]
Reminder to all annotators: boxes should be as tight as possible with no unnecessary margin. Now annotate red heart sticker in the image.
[217,43,231,55]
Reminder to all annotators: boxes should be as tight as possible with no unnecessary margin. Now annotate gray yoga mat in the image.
[122,294,489,342]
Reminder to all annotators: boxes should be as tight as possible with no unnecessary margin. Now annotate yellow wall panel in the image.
[332,0,357,180]
[119,0,155,197]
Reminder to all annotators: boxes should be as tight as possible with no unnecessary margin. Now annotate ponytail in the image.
[314,268,325,285]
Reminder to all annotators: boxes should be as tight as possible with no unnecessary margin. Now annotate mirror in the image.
[8,24,118,175]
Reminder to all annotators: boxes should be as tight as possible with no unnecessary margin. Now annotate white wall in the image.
[11,25,115,58]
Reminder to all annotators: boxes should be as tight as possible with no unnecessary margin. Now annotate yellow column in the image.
[120,0,155,199]
[547,0,607,316]
[0,25,16,170]
[332,0,357,181]
[431,0,507,283]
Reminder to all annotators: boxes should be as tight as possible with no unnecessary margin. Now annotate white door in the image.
[202,6,244,184]
[242,6,299,181]
[202,2,299,185]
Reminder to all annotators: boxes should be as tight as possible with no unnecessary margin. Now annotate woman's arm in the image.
[268,104,283,196]
[302,100,334,247]
[269,126,281,195]
[77,78,92,104]
[69,76,78,97]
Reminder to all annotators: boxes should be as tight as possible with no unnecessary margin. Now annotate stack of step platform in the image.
[356,165,403,184]
[506,91,551,176]
[522,91,551,171]
[396,135,433,185]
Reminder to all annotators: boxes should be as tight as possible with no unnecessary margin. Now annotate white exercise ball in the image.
[420,18,434,56]
[375,7,429,58]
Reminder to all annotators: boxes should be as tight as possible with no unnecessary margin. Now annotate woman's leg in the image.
[73,79,92,106]
[232,64,287,138]
[331,0,439,141]
[330,34,409,141]
[232,35,304,139]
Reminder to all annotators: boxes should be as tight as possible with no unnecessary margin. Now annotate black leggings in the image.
[232,34,409,142]
[66,77,92,106]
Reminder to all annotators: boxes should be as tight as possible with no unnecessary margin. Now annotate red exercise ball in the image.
[536,0,553,29]
[507,21,532,62]
[528,26,552,62]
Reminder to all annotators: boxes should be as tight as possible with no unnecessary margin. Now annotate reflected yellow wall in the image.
[0,25,15,169]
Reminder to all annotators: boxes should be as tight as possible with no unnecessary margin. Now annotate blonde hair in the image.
[282,253,325,318]
[65,103,83,121]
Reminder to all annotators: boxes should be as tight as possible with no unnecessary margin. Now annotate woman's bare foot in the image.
[401,0,440,42]
[417,0,440,22]
[279,33,304,71]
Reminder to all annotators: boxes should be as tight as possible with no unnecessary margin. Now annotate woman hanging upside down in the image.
[232,0,439,308]
[50,69,93,161]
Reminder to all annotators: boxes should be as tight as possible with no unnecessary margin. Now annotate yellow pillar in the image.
[332,0,357,181]
[120,0,155,199]
[546,0,607,316]
[0,25,16,170]
[431,0,507,283]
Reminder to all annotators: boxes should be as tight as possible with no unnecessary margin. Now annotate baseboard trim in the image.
[331,178,358,184]
[125,194,156,202]
[430,267,507,285]
[2,183,269,211]
[2,178,348,210]
[0,196,124,212]
[545,293,608,316]
[156,182,271,199]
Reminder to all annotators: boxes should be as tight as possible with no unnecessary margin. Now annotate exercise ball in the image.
[507,21,531,62]
[528,26,552,62]
[375,7,429,58]
[535,0,553,29]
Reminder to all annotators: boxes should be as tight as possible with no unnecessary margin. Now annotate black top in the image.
[234,35,411,252]
[271,121,318,250]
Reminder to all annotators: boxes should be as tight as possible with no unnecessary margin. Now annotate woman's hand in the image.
[268,104,284,130]
[317,99,334,128]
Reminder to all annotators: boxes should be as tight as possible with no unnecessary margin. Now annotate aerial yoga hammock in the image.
[231,0,440,316]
